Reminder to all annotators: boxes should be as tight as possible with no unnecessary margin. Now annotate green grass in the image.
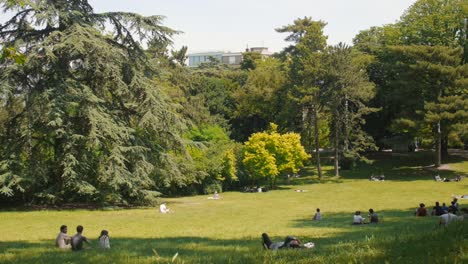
[1,151,467,263]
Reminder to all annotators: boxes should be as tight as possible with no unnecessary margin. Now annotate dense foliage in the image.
[0,0,466,205]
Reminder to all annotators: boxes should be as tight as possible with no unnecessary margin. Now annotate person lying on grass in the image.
[261,233,314,250]
[71,225,90,251]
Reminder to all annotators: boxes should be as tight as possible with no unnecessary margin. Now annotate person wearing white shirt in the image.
[353,211,365,224]
[313,208,322,221]
[159,203,170,213]
[439,208,461,226]
[55,225,71,249]
[99,230,110,249]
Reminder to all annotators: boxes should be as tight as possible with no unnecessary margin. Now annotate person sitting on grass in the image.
[261,233,314,250]
[415,203,428,216]
[439,208,461,227]
[99,230,110,249]
[368,209,379,224]
[449,201,459,215]
[353,211,366,224]
[313,208,322,221]
[159,203,170,213]
[441,203,449,213]
[71,225,90,251]
[55,225,71,249]
[208,191,220,200]
[452,198,459,209]
[431,202,444,216]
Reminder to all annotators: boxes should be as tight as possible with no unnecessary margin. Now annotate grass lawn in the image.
[0,151,467,263]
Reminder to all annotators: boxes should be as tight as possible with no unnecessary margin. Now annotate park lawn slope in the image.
[0,152,467,263]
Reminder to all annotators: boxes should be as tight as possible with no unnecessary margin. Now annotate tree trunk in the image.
[313,106,323,178]
[435,122,441,167]
[334,116,340,177]
[344,95,349,152]
[441,135,448,159]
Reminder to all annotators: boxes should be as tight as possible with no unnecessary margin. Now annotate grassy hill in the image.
[0,151,467,263]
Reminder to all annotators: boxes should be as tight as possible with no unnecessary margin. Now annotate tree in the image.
[170,45,188,66]
[0,0,185,204]
[354,0,467,159]
[324,43,377,176]
[233,57,286,140]
[398,0,466,47]
[240,51,262,70]
[242,124,309,188]
[276,17,328,178]
[370,45,466,166]
[425,95,468,164]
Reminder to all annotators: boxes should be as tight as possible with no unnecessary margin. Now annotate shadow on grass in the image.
[0,217,466,264]
[291,151,468,183]
[289,208,467,263]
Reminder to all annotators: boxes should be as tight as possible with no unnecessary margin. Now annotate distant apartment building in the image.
[187,47,272,67]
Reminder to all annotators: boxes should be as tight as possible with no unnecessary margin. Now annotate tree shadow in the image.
[0,216,466,264]
[330,151,467,182]
[289,208,467,263]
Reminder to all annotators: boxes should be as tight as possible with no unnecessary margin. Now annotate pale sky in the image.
[1,0,417,54]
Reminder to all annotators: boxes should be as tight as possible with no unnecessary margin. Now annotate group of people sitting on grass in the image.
[55,225,110,250]
[262,208,379,251]
[415,197,466,226]
[311,208,379,224]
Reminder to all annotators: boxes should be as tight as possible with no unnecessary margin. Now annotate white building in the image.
[187,47,272,67]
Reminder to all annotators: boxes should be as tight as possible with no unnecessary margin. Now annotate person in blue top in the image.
[431,202,444,216]
[441,203,449,213]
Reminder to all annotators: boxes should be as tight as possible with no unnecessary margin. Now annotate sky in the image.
[1,0,418,54]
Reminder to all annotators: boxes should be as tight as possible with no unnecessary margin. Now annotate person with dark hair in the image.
[71,225,90,251]
[261,233,314,250]
[431,202,444,216]
[441,203,449,213]
[415,203,428,216]
[313,208,322,221]
[99,230,110,249]
[353,211,365,224]
[368,209,379,223]
[449,201,459,215]
[262,233,284,250]
[55,225,71,249]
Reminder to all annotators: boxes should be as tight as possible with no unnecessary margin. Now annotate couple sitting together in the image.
[353,209,379,224]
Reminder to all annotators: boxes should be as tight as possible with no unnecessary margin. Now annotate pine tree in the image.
[0,0,185,204]
[324,43,377,176]
[276,17,328,178]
